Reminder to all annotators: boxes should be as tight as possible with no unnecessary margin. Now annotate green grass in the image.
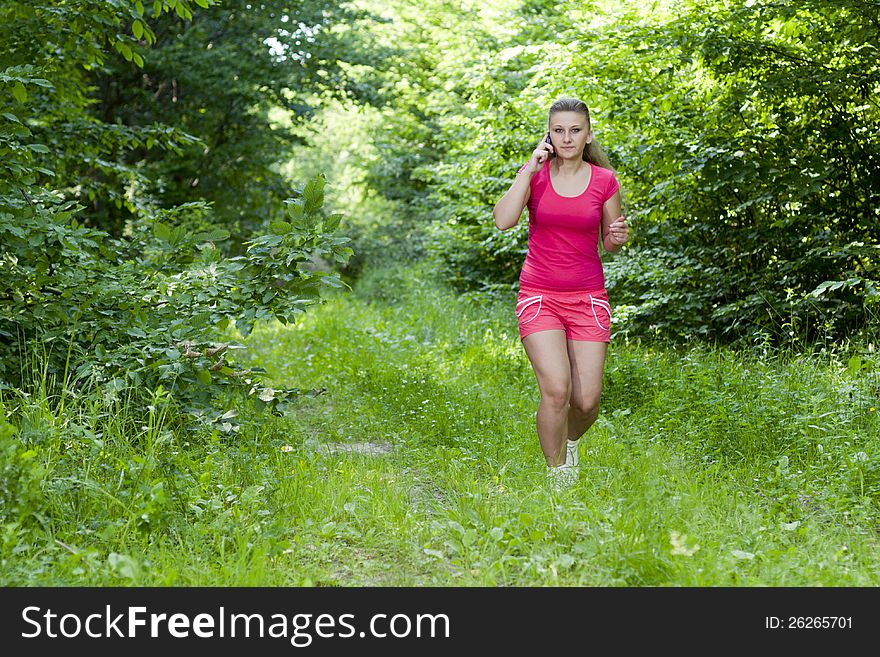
[2,259,879,585]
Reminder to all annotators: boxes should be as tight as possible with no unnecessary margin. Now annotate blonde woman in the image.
[492,98,629,488]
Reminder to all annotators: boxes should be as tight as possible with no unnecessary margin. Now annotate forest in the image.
[1,0,878,588]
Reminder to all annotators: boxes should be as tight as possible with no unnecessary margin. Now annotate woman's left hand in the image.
[607,216,629,246]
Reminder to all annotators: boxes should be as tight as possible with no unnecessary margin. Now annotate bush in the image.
[0,175,352,429]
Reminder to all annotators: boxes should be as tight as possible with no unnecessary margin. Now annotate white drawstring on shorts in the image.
[589,294,611,331]
[516,294,543,325]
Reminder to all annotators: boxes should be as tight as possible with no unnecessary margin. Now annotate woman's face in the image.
[548,111,592,161]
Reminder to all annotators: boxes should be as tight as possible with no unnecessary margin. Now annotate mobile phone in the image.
[545,132,555,158]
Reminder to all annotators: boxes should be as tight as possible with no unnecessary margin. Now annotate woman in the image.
[492,98,629,488]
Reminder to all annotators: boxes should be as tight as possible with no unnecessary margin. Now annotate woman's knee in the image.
[571,394,600,418]
[540,383,571,410]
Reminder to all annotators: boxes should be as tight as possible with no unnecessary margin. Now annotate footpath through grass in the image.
[2,260,878,585]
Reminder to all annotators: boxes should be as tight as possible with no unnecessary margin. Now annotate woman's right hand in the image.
[523,134,554,174]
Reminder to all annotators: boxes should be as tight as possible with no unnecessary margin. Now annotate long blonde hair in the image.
[548,98,613,169]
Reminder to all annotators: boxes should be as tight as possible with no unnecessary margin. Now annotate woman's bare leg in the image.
[566,340,607,442]
[521,330,572,465]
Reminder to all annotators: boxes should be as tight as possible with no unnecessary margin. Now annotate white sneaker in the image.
[566,439,579,468]
[547,462,576,490]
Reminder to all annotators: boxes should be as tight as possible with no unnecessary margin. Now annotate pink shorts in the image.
[516,287,612,343]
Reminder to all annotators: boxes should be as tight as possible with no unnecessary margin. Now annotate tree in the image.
[353,0,879,345]
[0,1,355,427]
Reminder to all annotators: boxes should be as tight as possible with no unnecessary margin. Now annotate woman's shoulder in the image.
[589,162,620,200]
[590,162,618,179]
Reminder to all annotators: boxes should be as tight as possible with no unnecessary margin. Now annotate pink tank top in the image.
[518,160,620,291]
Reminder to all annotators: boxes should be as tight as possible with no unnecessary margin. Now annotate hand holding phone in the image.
[524,132,555,174]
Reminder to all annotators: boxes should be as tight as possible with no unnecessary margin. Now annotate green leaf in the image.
[116,41,134,61]
[133,52,145,68]
[303,175,325,215]
[333,247,354,263]
[153,222,172,242]
[196,369,212,385]
[107,553,138,581]
[12,82,27,103]
[848,355,862,377]
[287,201,304,218]
[136,1,145,16]
[323,213,343,231]
[194,0,211,7]
[194,228,230,242]
[270,221,292,235]
[210,229,231,242]
[133,20,144,40]
[175,3,192,20]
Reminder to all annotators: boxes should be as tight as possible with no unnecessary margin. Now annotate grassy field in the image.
[2,260,878,585]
